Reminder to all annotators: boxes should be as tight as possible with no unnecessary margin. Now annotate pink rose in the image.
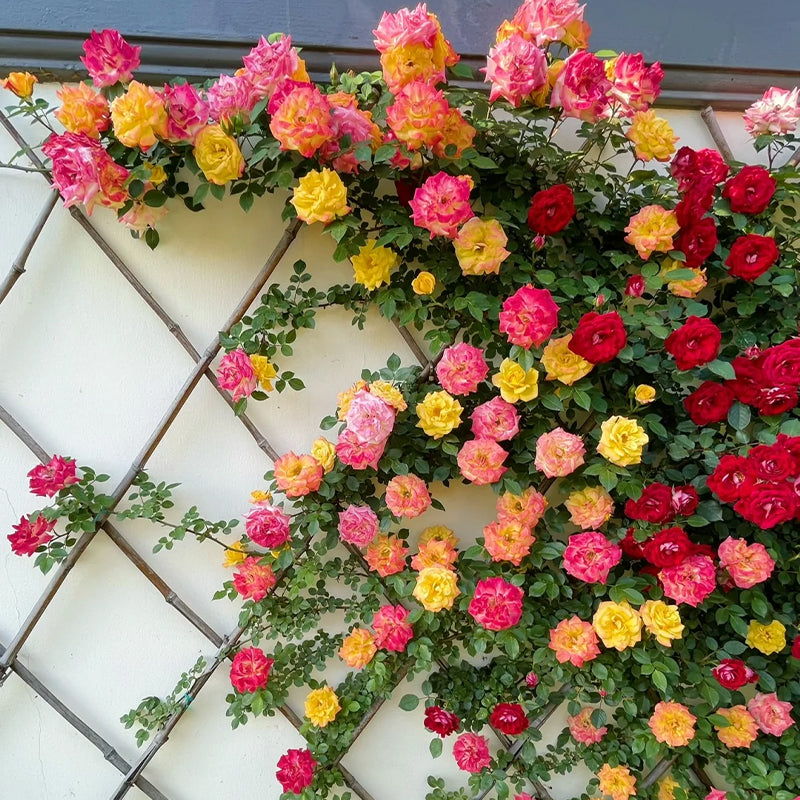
[512,0,586,47]
[385,474,431,519]
[452,732,492,773]
[373,5,440,51]
[162,83,209,142]
[232,557,277,601]
[483,34,548,107]
[496,487,547,528]
[457,438,508,485]
[338,504,379,547]
[81,29,141,87]
[276,748,317,795]
[747,692,795,736]
[717,536,775,589]
[436,343,489,396]
[608,53,663,115]
[336,428,387,470]
[470,397,521,441]
[744,86,800,137]
[7,514,56,556]
[242,34,305,99]
[499,285,560,349]
[468,576,524,631]
[217,348,257,402]
[563,531,622,584]
[28,455,78,497]
[659,554,717,607]
[345,389,396,445]
[245,503,291,548]
[372,604,414,652]
[567,707,608,744]
[534,427,586,477]
[410,173,475,239]
[551,50,611,122]
[229,647,274,693]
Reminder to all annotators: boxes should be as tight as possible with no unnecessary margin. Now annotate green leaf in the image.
[398,694,419,711]
[429,737,443,758]
[142,189,168,207]
[727,402,751,431]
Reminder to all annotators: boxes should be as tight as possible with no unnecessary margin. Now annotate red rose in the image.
[756,384,798,416]
[527,184,575,235]
[776,434,800,473]
[671,146,729,192]
[424,706,460,737]
[747,443,797,481]
[722,165,777,214]
[725,234,779,281]
[620,528,647,559]
[675,217,718,268]
[730,355,764,405]
[671,485,699,517]
[625,275,645,297]
[712,658,759,690]
[229,647,274,694]
[734,482,797,529]
[276,748,317,795]
[664,316,722,370]
[683,381,735,425]
[625,482,674,523]
[568,310,627,364]
[489,703,530,736]
[792,634,800,660]
[395,180,415,208]
[762,340,800,387]
[642,526,695,567]
[675,179,714,226]
[706,455,756,503]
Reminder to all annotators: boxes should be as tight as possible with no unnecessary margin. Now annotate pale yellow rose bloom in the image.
[194,124,245,185]
[250,355,278,391]
[291,168,350,224]
[416,390,463,439]
[634,384,656,404]
[746,620,786,655]
[351,241,399,290]
[311,437,336,473]
[592,600,642,651]
[597,415,649,467]
[626,110,679,162]
[640,600,684,647]
[413,567,460,612]
[541,334,593,386]
[492,359,539,403]
[304,685,341,727]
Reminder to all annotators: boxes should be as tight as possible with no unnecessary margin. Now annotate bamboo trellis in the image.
[0,104,736,799]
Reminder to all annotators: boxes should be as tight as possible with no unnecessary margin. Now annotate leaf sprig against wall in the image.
[4,1,800,798]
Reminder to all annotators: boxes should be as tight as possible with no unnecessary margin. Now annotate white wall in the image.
[0,93,766,800]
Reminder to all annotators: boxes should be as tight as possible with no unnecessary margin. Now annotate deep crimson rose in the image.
[527,183,576,235]
[730,355,765,405]
[675,179,714,226]
[712,658,759,690]
[625,275,645,297]
[490,703,530,735]
[568,311,627,364]
[706,455,756,503]
[792,635,800,660]
[671,146,728,192]
[683,381,735,426]
[756,384,798,416]
[747,443,797,481]
[424,705,461,737]
[675,217,718,268]
[671,485,699,517]
[664,316,722,370]
[620,528,647,559]
[276,748,317,795]
[762,340,800,387]
[229,647,274,693]
[722,165,777,214]
[776,434,800,474]
[734,482,797,529]
[725,234,780,281]
[625,482,674,524]
[394,179,415,208]
[642,526,695,568]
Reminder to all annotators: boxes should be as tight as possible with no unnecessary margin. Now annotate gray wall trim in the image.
[2,29,797,110]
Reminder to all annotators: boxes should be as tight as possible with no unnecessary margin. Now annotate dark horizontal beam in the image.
[1,28,799,110]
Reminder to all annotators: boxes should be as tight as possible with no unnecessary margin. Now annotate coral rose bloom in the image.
[468,577,524,631]
[229,647,274,693]
[453,732,492,773]
[534,427,585,477]
[385,474,431,518]
[548,616,601,667]
[273,452,324,497]
[28,455,79,497]
[648,701,696,747]
[457,438,508,485]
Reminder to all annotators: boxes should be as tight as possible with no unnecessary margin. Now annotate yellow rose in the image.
[291,168,350,224]
[311,437,336,473]
[592,600,642,651]
[660,257,707,299]
[412,270,436,295]
[418,525,459,549]
[634,384,656,404]
[304,685,341,727]
[492,358,539,404]
[657,775,680,800]
[597,415,649,467]
[746,620,786,655]
[626,110,679,162]
[412,567,460,612]
[110,80,168,151]
[369,380,408,412]
[250,355,278,391]
[416,390,463,439]
[250,490,271,503]
[144,161,167,185]
[640,600,683,647]
[194,124,245,185]
[0,71,38,98]
[222,539,247,568]
[541,334,593,386]
[351,240,399,290]
[338,628,376,669]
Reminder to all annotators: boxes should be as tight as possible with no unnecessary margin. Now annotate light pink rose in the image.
[470,397,520,441]
[534,427,585,477]
[345,389,396,444]
[453,732,492,773]
[563,531,622,584]
[410,173,475,239]
[717,536,775,589]
[483,34,548,107]
[747,692,794,736]
[499,285,559,349]
[119,202,168,234]
[336,428,387,470]
[744,86,800,136]
[81,29,141,87]
[217,348,257,402]
[338,504,379,547]
[245,503,291,548]
[385,474,431,518]
[207,73,257,125]
[242,34,304,99]
[162,83,210,142]
[659,554,717,607]
[705,790,727,800]
[551,50,611,122]
[457,438,508,485]
[564,486,614,529]
[436,343,489,396]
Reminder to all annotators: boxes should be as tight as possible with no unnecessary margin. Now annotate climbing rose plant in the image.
[4,1,800,798]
